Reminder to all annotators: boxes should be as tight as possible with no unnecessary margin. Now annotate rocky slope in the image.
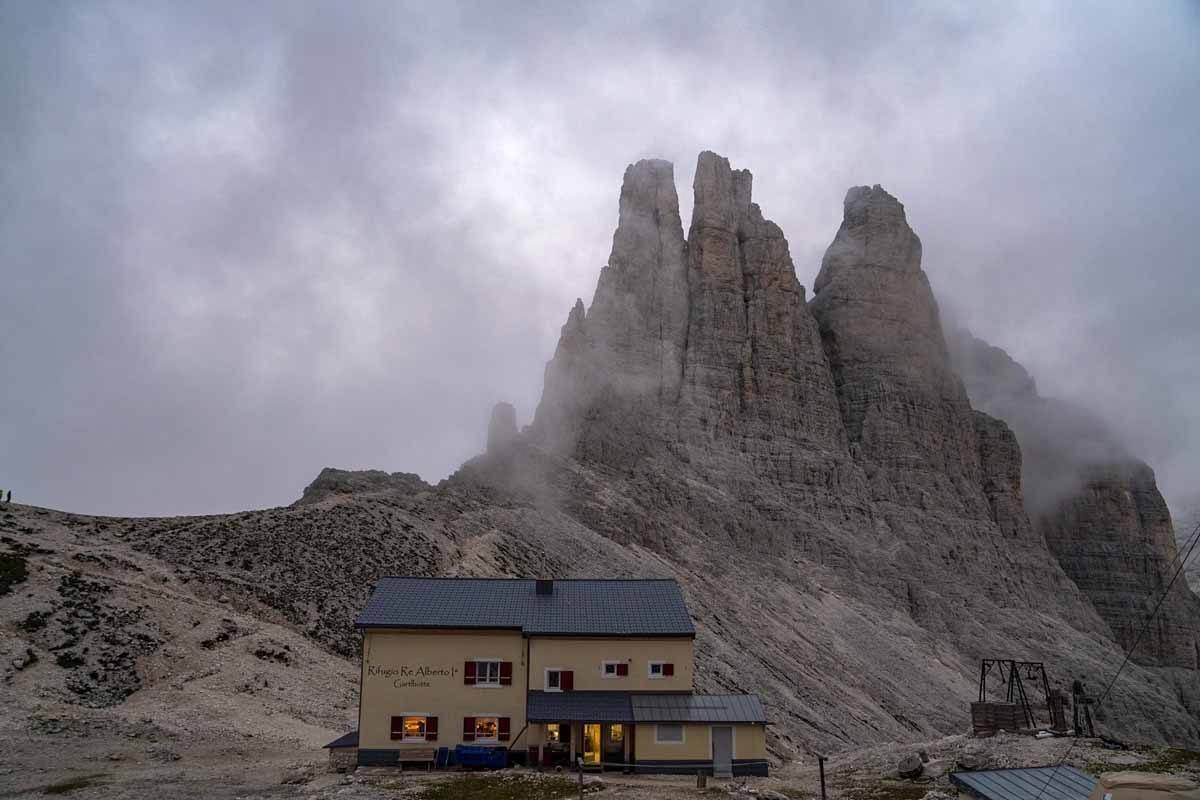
[0,503,356,797]
[3,151,1199,781]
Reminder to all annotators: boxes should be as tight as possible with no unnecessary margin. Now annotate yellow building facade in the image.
[347,577,769,776]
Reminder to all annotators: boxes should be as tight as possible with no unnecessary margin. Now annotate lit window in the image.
[546,669,561,691]
[656,723,684,743]
[545,723,562,743]
[403,716,426,741]
[475,717,499,740]
[476,660,501,686]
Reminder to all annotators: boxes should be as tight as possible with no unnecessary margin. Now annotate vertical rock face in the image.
[948,330,1200,668]
[973,410,1035,540]
[534,159,689,460]
[810,186,983,513]
[1039,462,1199,668]
[535,153,848,484]
[681,152,847,459]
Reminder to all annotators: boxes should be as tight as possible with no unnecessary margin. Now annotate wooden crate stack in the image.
[970,701,1024,735]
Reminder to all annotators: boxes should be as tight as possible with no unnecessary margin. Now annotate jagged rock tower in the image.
[506,151,1200,748]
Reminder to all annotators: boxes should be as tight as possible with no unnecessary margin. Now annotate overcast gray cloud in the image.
[2,1,1198,517]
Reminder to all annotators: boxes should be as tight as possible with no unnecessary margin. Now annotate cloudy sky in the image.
[2,1,1198,518]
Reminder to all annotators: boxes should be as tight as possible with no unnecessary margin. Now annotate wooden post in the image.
[819,755,827,800]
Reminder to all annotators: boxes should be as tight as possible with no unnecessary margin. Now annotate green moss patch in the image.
[838,781,931,800]
[413,773,600,800]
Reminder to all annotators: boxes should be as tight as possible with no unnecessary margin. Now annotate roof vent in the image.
[535,579,554,596]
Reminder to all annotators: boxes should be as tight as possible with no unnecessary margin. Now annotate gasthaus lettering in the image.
[330,577,769,775]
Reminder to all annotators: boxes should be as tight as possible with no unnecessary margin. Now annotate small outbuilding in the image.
[323,730,359,772]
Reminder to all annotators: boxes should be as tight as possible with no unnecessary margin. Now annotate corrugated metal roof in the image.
[951,766,1098,800]
[355,577,696,636]
[527,691,635,722]
[631,694,767,724]
[323,730,359,749]
[526,692,767,723]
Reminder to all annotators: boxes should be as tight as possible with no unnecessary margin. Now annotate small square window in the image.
[475,717,499,741]
[403,716,426,741]
[602,661,627,678]
[546,669,561,690]
[656,723,684,743]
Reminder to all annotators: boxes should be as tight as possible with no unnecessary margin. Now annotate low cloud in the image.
[1,1,1197,517]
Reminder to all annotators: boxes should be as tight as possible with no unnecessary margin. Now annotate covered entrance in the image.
[527,691,635,772]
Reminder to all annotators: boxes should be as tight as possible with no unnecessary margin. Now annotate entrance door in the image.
[603,724,625,767]
[582,724,601,766]
[711,726,733,778]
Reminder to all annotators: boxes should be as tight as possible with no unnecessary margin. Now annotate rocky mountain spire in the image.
[810,185,984,512]
[486,401,518,455]
[533,159,689,455]
[680,152,847,460]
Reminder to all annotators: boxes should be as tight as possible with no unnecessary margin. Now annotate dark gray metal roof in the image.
[527,691,635,722]
[951,766,1098,800]
[355,578,695,636]
[631,694,767,724]
[323,730,359,749]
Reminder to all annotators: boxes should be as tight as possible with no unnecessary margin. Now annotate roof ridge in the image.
[369,578,681,585]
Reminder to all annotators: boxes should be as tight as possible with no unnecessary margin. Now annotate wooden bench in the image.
[396,746,437,770]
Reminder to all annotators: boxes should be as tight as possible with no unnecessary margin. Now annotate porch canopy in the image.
[527,690,634,722]
[527,691,767,724]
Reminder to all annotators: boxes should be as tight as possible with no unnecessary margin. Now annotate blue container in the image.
[454,745,509,769]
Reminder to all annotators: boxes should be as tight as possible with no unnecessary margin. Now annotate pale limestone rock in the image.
[810,185,983,514]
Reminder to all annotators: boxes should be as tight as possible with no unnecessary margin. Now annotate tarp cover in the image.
[1089,772,1200,800]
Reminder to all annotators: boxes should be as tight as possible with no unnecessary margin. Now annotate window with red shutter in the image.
[498,717,511,741]
[390,716,403,740]
[561,670,574,691]
[616,663,629,677]
[462,716,476,741]
[663,662,675,676]
[464,661,477,685]
[499,661,513,685]
[425,716,438,741]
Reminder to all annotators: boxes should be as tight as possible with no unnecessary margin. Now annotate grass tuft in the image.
[0,551,29,595]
